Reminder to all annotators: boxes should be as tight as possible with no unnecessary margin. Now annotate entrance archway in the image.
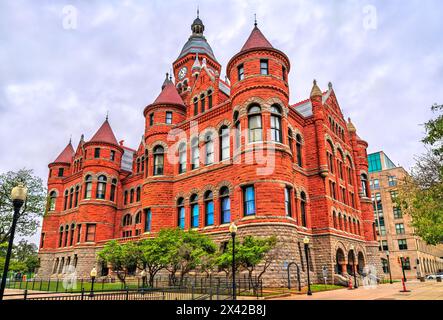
[347,250,356,275]
[336,248,346,275]
[357,252,365,274]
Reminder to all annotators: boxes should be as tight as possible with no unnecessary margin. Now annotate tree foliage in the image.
[0,240,40,274]
[397,103,443,245]
[97,240,138,284]
[0,169,46,244]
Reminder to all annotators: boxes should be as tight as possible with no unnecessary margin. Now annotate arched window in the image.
[136,186,141,202]
[205,132,214,165]
[178,142,186,173]
[190,194,199,228]
[96,175,107,199]
[135,211,141,224]
[200,94,206,113]
[193,97,198,116]
[338,212,343,230]
[136,158,140,173]
[288,129,293,154]
[300,191,307,227]
[64,190,69,210]
[207,90,213,109]
[124,190,128,205]
[285,186,292,217]
[361,173,369,197]
[69,188,74,209]
[204,191,214,226]
[70,223,75,246]
[296,134,303,167]
[74,185,80,207]
[130,189,134,203]
[357,220,361,235]
[140,156,145,172]
[177,198,185,229]
[220,186,231,224]
[270,105,282,142]
[333,211,337,229]
[248,105,262,142]
[110,179,117,202]
[326,140,334,173]
[220,126,230,161]
[343,215,348,231]
[123,214,132,226]
[58,226,63,247]
[64,225,69,247]
[153,145,164,175]
[191,137,199,169]
[234,111,241,150]
[84,175,92,199]
[49,191,57,211]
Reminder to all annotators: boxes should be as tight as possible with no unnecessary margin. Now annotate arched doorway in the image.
[336,248,345,275]
[347,250,356,274]
[357,252,365,274]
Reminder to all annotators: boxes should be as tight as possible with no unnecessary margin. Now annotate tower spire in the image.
[197,6,199,18]
[254,13,257,27]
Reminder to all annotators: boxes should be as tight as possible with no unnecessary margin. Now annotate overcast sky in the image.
[1,1,442,243]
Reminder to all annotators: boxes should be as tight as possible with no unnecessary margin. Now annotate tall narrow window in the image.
[77,224,82,243]
[234,112,241,150]
[282,65,286,81]
[243,185,256,216]
[300,192,307,227]
[149,113,154,126]
[190,194,199,228]
[40,233,45,248]
[220,187,231,224]
[84,175,92,199]
[200,94,206,113]
[58,168,64,177]
[144,208,152,232]
[285,186,292,216]
[237,64,244,81]
[288,129,293,154]
[207,90,213,109]
[110,179,117,202]
[361,173,369,197]
[141,156,145,172]
[220,126,230,161]
[94,148,100,158]
[165,111,172,124]
[85,224,96,242]
[153,145,164,175]
[135,211,141,224]
[178,143,187,173]
[130,189,134,203]
[64,225,69,247]
[124,190,128,205]
[49,191,57,211]
[96,175,107,199]
[191,137,199,169]
[177,198,185,229]
[58,226,63,247]
[260,59,269,75]
[205,132,214,165]
[70,223,75,246]
[64,190,68,210]
[110,150,115,161]
[296,134,303,166]
[193,97,198,116]
[270,105,282,142]
[204,191,214,226]
[136,186,141,202]
[248,105,262,142]
[69,188,74,209]
[74,186,80,207]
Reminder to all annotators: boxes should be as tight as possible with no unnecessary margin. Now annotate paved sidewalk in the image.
[275,280,443,300]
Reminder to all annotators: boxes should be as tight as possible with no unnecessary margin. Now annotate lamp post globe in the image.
[0,183,27,301]
[303,236,312,295]
[90,267,97,297]
[229,223,237,300]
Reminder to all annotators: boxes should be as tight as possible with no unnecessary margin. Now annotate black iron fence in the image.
[2,274,263,300]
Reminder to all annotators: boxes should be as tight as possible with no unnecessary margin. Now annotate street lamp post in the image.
[350,245,358,289]
[0,184,27,301]
[229,223,237,300]
[386,251,393,284]
[399,254,411,292]
[303,237,312,296]
[90,267,97,297]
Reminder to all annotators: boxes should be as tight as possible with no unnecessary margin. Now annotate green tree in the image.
[0,169,46,244]
[397,103,443,245]
[137,237,170,287]
[13,240,40,273]
[214,239,241,277]
[97,240,138,284]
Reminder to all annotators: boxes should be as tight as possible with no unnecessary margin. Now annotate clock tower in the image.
[173,12,221,106]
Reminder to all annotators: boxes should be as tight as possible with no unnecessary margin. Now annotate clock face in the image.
[178,67,187,80]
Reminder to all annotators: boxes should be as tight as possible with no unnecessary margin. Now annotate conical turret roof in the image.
[90,119,119,145]
[153,81,185,106]
[241,26,273,52]
[53,141,74,163]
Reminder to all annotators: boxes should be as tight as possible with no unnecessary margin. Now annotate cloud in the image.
[1,0,442,243]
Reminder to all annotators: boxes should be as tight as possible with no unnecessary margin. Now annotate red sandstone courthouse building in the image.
[37,14,381,286]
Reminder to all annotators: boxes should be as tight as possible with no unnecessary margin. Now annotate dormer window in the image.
[260,59,269,75]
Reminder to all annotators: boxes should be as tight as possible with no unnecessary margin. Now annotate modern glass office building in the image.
[368,151,396,173]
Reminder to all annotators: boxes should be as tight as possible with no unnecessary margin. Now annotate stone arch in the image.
[344,151,354,168]
[48,188,59,197]
[325,134,335,152]
[264,97,289,116]
[147,140,168,153]
[199,126,218,143]
[216,119,231,131]
[216,180,234,195]
[292,128,305,144]
[200,184,216,197]
[335,247,346,275]
[187,188,200,199]
[335,144,345,159]
[357,251,365,274]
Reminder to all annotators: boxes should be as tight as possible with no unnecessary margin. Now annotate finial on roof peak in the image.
[80,134,84,141]
[310,79,322,98]
[197,6,199,18]
[105,110,109,121]
[347,117,356,133]
[69,135,72,144]
[328,82,333,90]
[254,13,257,27]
